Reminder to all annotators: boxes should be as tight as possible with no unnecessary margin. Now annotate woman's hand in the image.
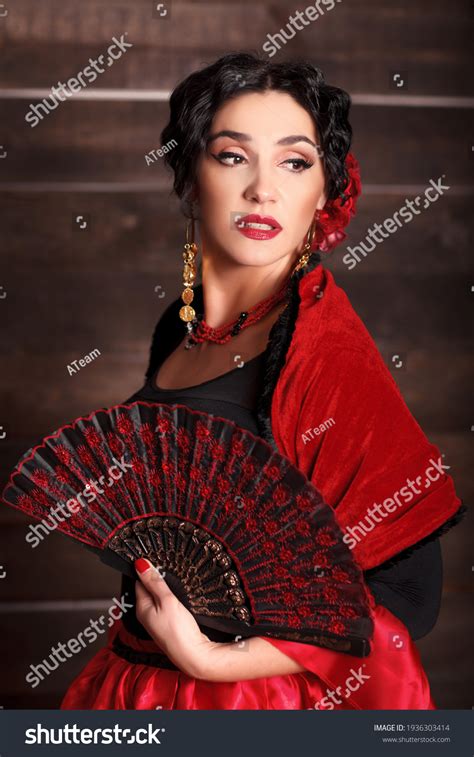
[134,557,213,678]
[134,557,307,681]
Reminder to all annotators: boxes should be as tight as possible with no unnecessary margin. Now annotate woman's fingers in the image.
[131,557,211,676]
[134,557,174,604]
[134,577,155,611]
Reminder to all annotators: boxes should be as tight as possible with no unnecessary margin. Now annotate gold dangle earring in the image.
[179,216,198,323]
[292,209,320,275]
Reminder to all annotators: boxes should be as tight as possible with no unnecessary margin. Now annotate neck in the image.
[199,245,295,330]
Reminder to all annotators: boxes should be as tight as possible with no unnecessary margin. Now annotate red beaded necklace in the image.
[184,279,290,349]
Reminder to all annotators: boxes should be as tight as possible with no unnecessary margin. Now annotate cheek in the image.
[293,178,324,219]
[287,191,319,231]
[197,164,232,208]
[198,170,243,227]
[195,178,230,236]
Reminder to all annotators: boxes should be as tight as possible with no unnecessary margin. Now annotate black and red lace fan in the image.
[2,401,373,655]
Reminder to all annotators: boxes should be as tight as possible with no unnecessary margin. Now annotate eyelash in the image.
[213,151,313,172]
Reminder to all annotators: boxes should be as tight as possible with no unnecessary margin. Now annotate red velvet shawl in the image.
[264,264,461,708]
[270,264,462,571]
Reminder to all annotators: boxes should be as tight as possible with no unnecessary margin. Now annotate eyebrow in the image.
[206,130,318,149]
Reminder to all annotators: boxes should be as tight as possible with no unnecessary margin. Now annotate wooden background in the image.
[0,0,472,708]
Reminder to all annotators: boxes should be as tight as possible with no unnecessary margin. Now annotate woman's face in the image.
[194,90,327,273]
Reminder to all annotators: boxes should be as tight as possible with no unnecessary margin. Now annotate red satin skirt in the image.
[60,604,435,710]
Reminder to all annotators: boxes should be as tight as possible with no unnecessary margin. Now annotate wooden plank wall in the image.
[0,0,472,708]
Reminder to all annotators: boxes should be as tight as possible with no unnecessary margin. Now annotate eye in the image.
[281,158,314,172]
[213,151,248,166]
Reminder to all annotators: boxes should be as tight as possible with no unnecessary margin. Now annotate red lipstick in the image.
[235,213,282,240]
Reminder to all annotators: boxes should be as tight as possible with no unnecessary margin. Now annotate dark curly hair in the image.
[160,52,353,217]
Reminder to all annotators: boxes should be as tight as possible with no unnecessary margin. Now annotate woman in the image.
[61,53,463,710]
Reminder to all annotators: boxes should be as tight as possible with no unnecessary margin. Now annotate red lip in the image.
[235,213,283,240]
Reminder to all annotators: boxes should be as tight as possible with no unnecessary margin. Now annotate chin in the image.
[231,236,291,262]
[229,249,283,269]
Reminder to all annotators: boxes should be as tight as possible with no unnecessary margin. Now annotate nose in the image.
[243,166,279,205]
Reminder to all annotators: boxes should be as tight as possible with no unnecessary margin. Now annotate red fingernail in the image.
[135,558,151,574]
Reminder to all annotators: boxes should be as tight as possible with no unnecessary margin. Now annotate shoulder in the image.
[298,265,381,362]
[279,265,422,435]
[289,265,389,389]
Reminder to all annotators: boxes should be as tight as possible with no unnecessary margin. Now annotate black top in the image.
[121,346,442,642]
[127,348,266,435]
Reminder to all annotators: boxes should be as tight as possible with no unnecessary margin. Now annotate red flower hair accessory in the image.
[313,152,362,253]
